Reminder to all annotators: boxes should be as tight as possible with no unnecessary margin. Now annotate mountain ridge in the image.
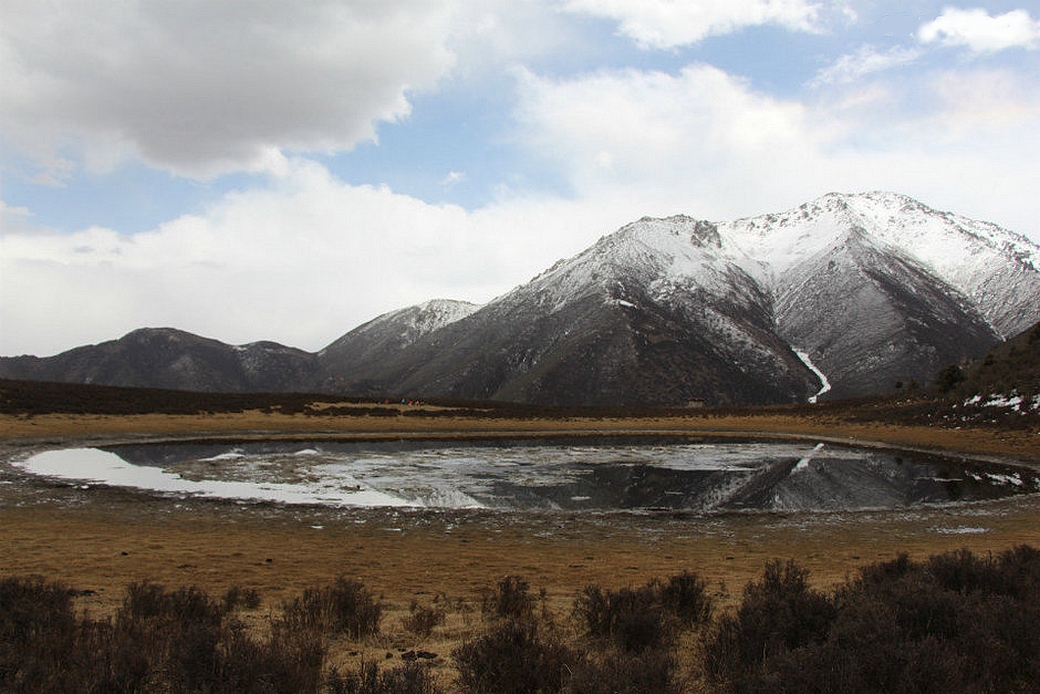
[3,192,1038,406]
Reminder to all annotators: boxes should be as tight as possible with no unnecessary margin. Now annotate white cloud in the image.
[918,7,1040,53]
[0,0,458,179]
[440,171,466,186]
[0,158,632,356]
[513,61,1040,235]
[0,201,37,236]
[562,0,851,48]
[447,0,588,75]
[811,45,923,86]
[515,64,813,211]
[929,67,1040,132]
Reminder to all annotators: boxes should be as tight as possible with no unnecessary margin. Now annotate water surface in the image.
[16,438,1038,512]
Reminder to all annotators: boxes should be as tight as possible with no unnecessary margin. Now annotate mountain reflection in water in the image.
[17,438,1040,512]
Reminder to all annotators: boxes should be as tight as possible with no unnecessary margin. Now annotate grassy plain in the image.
[2,404,1039,680]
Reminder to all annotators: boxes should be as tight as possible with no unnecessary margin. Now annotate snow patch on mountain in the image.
[966,392,1040,413]
[396,299,481,338]
[795,350,831,403]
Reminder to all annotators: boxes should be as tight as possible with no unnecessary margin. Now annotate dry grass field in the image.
[2,404,1039,688]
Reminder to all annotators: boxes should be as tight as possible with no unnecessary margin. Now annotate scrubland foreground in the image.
[3,546,1040,692]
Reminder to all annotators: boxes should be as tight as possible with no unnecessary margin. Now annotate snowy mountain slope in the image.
[319,299,478,383]
[335,216,821,405]
[723,192,1040,337]
[773,227,1000,397]
[842,192,1039,337]
[715,192,1040,397]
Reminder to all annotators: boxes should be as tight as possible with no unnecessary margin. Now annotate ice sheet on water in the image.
[17,448,415,508]
[15,438,1038,512]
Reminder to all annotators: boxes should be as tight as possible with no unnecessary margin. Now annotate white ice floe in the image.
[17,448,413,508]
[986,472,1024,487]
[793,442,826,472]
[935,526,989,535]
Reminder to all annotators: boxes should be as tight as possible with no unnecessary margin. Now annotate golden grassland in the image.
[2,408,1039,678]
[4,407,1039,458]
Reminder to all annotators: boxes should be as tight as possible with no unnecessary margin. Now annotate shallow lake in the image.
[16,437,1040,512]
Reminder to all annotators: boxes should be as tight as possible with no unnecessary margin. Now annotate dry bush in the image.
[573,571,713,653]
[281,577,383,640]
[0,577,336,693]
[7,549,1038,693]
[704,548,1040,693]
[480,575,536,623]
[326,660,441,694]
[452,619,574,694]
[0,576,79,692]
[702,559,838,690]
[403,600,447,639]
[223,584,262,611]
[567,647,677,694]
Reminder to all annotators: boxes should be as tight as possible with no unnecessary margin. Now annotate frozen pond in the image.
[15,437,1040,512]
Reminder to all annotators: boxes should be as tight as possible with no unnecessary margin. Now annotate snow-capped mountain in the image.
[318,192,1037,404]
[722,192,1039,338]
[717,192,1037,398]
[359,215,820,405]
[4,192,1037,405]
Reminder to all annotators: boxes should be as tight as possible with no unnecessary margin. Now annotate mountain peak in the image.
[617,214,721,248]
[818,190,915,205]
[120,327,219,348]
[317,298,480,380]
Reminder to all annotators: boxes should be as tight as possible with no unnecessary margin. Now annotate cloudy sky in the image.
[2,0,1038,357]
